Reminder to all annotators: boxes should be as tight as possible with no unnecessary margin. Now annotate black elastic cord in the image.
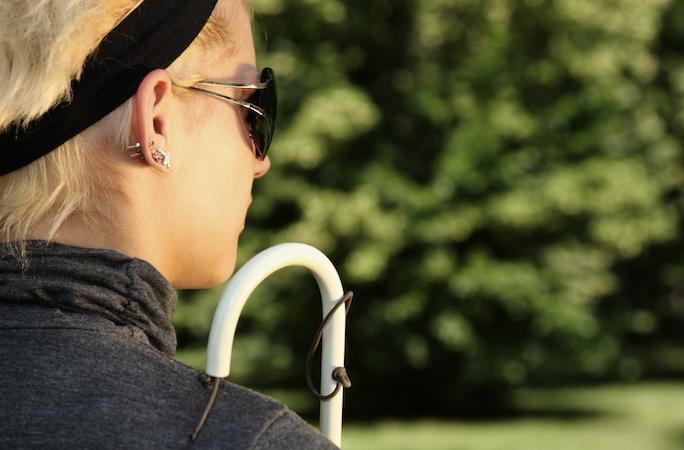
[305,291,353,401]
[190,376,220,441]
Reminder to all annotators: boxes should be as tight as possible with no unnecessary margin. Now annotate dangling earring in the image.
[149,139,171,170]
[127,142,146,163]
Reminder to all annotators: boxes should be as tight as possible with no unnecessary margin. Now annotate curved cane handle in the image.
[205,243,346,447]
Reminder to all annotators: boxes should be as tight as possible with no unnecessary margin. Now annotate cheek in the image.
[166,99,256,287]
[198,140,255,223]
[178,97,257,224]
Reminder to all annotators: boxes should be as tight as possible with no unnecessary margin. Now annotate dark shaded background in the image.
[174,0,684,418]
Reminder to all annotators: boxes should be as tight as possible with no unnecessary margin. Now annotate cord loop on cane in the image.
[305,291,353,401]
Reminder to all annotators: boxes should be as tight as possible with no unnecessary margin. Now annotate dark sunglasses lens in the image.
[247,68,277,159]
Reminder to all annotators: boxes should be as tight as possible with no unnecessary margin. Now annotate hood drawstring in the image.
[191,376,221,441]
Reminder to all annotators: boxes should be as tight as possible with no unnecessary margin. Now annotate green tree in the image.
[175,0,684,417]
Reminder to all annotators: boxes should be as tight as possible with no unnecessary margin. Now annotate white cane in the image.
[201,243,350,447]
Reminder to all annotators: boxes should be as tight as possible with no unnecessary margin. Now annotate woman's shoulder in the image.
[0,303,337,449]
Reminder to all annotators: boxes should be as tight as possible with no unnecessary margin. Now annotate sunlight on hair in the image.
[0,0,242,257]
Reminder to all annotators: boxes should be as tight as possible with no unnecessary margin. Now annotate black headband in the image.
[0,0,219,175]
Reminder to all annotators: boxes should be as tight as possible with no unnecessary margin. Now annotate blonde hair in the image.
[0,0,248,254]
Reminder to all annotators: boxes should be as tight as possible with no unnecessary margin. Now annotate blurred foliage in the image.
[174,0,684,416]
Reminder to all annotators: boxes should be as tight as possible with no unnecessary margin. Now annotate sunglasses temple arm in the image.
[195,80,271,90]
[185,87,266,117]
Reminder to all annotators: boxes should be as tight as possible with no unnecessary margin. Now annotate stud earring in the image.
[148,139,171,170]
[126,143,145,162]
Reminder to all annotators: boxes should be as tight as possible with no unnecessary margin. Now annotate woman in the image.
[0,0,338,448]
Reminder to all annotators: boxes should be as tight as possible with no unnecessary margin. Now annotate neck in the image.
[26,189,167,280]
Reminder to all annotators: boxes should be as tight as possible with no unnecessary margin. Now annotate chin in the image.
[171,253,238,290]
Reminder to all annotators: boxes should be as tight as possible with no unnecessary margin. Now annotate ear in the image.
[130,69,175,172]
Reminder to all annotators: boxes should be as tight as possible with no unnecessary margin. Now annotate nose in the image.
[254,155,270,178]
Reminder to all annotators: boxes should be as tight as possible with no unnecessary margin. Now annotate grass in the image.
[176,347,684,449]
[336,382,684,450]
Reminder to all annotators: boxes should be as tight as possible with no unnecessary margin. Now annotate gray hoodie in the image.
[0,241,338,449]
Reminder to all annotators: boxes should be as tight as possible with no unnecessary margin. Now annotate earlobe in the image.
[130,69,174,172]
[149,139,171,170]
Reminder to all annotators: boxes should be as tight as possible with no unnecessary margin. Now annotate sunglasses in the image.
[186,67,277,160]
